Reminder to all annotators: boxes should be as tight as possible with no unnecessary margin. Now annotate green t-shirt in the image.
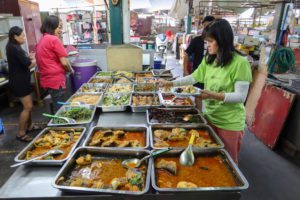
[192,53,252,131]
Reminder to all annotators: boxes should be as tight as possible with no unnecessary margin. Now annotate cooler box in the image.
[71,59,99,91]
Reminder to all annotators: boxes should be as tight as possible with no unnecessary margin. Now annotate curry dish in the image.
[88,129,146,148]
[69,94,102,105]
[25,129,82,160]
[57,154,147,191]
[89,78,113,84]
[155,156,238,188]
[153,128,220,148]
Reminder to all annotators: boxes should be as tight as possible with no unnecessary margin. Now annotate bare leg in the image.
[18,95,33,137]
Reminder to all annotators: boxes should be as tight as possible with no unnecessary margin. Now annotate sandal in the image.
[27,124,43,132]
[16,134,33,142]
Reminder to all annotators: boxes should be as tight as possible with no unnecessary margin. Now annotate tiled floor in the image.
[0,53,299,200]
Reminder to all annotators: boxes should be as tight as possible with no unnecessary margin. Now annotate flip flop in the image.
[16,134,33,142]
[26,124,43,132]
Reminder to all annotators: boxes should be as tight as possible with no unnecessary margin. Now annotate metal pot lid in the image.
[71,59,97,67]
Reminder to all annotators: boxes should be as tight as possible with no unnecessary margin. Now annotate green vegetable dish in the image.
[53,107,93,124]
[103,94,130,106]
[96,71,113,77]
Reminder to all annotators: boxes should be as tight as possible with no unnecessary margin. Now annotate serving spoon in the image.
[11,149,64,168]
[179,132,196,166]
[57,101,85,106]
[122,148,172,169]
[42,113,76,124]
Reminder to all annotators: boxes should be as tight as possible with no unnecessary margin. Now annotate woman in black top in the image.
[6,26,36,142]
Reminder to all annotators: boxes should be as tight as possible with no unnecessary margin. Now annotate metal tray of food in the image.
[106,84,133,93]
[94,71,114,78]
[158,93,195,108]
[151,149,249,192]
[150,124,224,150]
[136,77,156,84]
[152,69,173,77]
[146,107,207,125]
[134,83,156,93]
[134,72,154,78]
[131,92,161,112]
[48,105,96,126]
[14,127,86,165]
[88,77,113,84]
[67,92,103,106]
[100,93,132,112]
[170,85,201,96]
[83,126,149,149]
[53,147,151,195]
[77,83,107,93]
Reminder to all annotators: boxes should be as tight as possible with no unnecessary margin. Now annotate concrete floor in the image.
[0,53,299,199]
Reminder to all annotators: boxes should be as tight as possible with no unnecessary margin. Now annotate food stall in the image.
[0,69,248,199]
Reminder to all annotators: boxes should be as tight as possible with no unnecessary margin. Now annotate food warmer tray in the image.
[67,92,103,107]
[151,69,173,77]
[52,147,151,195]
[146,108,207,125]
[83,125,149,149]
[106,83,134,93]
[150,124,224,150]
[47,105,97,126]
[158,93,195,108]
[131,92,162,113]
[14,127,86,165]
[99,93,132,112]
[151,149,249,193]
[77,83,108,93]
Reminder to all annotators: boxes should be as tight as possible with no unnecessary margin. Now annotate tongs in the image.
[113,73,135,83]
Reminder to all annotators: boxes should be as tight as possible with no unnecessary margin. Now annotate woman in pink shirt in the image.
[36,15,73,112]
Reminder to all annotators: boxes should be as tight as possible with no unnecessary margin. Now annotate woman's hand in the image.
[200,90,225,101]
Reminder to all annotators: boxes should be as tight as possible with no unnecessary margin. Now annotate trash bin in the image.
[71,59,99,91]
[154,59,162,69]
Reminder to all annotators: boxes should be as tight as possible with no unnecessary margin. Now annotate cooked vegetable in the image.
[53,107,93,124]
[103,94,130,106]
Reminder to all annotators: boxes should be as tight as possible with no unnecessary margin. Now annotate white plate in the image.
[170,86,201,96]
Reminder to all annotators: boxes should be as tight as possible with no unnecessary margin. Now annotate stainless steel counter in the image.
[0,111,241,200]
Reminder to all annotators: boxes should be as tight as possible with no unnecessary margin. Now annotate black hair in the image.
[7,26,23,45]
[202,16,215,24]
[40,15,59,35]
[202,19,240,67]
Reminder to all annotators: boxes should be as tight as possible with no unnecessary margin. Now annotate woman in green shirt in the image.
[160,19,252,163]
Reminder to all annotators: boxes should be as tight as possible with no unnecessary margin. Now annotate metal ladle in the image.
[122,147,172,169]
[42,113,76,124]
[11,149,64,168]
[179,132,196,166]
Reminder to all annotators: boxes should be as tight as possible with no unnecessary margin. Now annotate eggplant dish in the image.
[88,129,145,148]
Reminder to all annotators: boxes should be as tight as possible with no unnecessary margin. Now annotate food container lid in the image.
[71,59,97,67]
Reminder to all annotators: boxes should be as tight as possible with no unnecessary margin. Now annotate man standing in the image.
[183,16,215,77]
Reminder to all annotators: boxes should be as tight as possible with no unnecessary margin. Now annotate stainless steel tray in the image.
[67,92,103,106]
[106,83,134,93]
[152,69,173,77]
[88,77,113,84]
[151,149,249,192]
[83,126,149,149]
[47,105,96,126]
[77,83,107,93]
[94,71,113,78]
[131,92,162,112]
[14,127,86,165]
[146,108,207,125]
[52,147,151,195]
[134,83,156,93]
[158,92,195,108]
[150,124,224,150]
[100,93,132,112]
[136,77,157,84]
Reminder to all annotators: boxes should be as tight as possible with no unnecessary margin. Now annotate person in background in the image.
[183,15,215,77]
[6,26,37,142]
[36,15,73,112]
[159,19,252,163]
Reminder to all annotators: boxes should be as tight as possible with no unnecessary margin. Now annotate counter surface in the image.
[0,110,241,200]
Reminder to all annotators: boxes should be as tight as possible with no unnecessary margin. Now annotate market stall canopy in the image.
[170,0,275,19]
[130,0,175,11]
